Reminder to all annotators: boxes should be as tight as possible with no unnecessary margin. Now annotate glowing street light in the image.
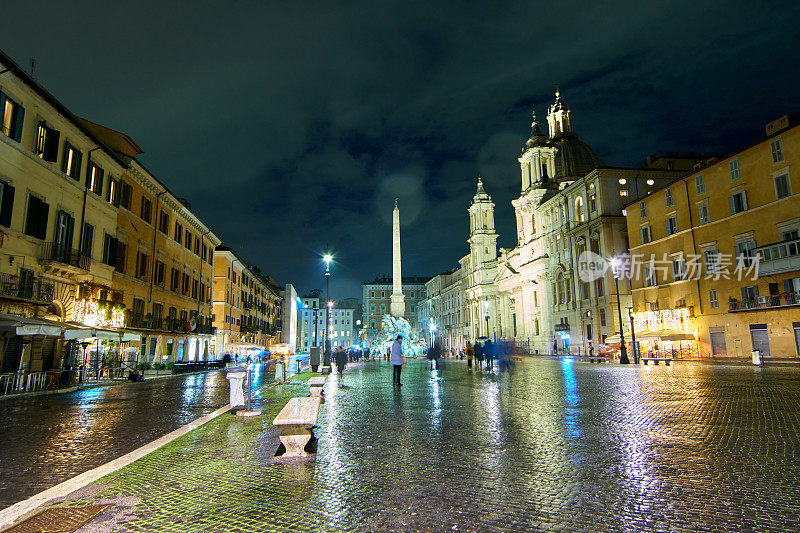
[483,300,490,339]
[323,253,333,368]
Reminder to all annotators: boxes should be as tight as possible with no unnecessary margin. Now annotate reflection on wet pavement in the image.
[0,365,275,509]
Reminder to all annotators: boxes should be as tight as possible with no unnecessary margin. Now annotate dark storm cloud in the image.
[2,0,799,299]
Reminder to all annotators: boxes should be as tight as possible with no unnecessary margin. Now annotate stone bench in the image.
[574,356,611,363]
[641,357,673,366]
[273,397,322,457]
[308,376,327,401]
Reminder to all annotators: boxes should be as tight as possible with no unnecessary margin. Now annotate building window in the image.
[60,142,83,179]
[81,223,94,257]
[0,92,25,142]
[24,195,49,239]
[775,173,791,199]
[201,244,207,262]
[588,194,596,212]
[35,122,60,162]
[665,187,673,207]
[704,248,720,274]
[184,230,192,250]
[152,303,163,322]
[698,202,710,225]
[771,139,784,164]
[672,257,686,281]
[594,277,605,297]
[175,222,183,243]
[107,178,119,206]
[171,267,180,291]
[117,181,131,209]
[102,233,118,266]
[87,162,104,195]
[729,158,740,180]
[132,297,145,317]
[709,290,719,309]
[665,215,678,236]
[182,272,190,295]
[695,174,705,195]
[644,265,657,287]
[159,210,169,233]
[0,181,15,228]
[136,251,149,280]
[599,309,606,327]
[639,201,647,218]
[640,226,651,245]
[155,259,165,286]
[140,197,152,224]
[729,191,748,214]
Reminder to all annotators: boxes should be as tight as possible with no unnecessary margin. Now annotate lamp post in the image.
[483,300,490,338]
[323,254,332,367]
[627,306,638,364]
[610,256,630,364]
[429,318,436,347]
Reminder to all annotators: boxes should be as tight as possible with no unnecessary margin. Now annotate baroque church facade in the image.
[420,91,700,354]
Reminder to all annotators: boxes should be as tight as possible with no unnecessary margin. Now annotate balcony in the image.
[756,237,800,276]
[729,293,800,312]
[0,273,54,305]
[38,242,91,276]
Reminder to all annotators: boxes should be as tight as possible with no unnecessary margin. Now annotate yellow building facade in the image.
[626,116,800,358]
[213,247,282,359]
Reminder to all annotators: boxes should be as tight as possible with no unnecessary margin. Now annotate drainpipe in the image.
[148,190,167,304]
[78,147,100,262]
[682,179,703,315]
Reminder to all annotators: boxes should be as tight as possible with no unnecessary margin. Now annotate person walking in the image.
[475,341,485,370]
[485,339,496,372]
[465,341,474,369]
[334,346,347,376]
[428,341,441,370]
[391,335,404,386]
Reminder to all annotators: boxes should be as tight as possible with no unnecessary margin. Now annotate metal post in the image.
[614,274,630,364]
[627,307,638,364]
[246,365,252,411]
[324,268,331,367]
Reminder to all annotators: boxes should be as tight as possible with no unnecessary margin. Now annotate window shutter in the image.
[73,149,82,179]
[742,191,748,210]
[0,184,14,227]
[61,143,70,173]
[37,199,49,240]
[785,279,794,293]
[86,161,93,187]
[665,219,670,234]
[13,105,24,142]
[729,195,735,214]
[65,214,75,250]
[44,129,60,162]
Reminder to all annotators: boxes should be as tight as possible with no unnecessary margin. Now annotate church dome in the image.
[551,135,604,179]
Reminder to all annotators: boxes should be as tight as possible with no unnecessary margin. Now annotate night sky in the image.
[3,1,799,301]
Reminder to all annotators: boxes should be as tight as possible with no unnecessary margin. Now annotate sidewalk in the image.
[19,371,326,532]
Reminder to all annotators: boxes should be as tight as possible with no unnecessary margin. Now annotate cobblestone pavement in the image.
[0,364,279,509]
[46,358,800,532]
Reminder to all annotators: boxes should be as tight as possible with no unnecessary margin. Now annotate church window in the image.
[574,197,584,223]
[542,163,549,181]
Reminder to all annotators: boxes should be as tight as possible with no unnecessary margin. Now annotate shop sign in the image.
[632,308,690,333]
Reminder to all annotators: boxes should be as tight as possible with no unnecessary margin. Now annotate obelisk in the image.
[390,199,405,317]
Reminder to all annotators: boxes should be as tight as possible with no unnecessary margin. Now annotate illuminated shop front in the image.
[631,308,698,359]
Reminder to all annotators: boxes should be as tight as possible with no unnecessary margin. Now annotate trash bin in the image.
[751,350,761,365]
[226,367,247,407]
[309,347,320,372]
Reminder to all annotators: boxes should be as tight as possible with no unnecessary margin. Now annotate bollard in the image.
[296,358,301,374]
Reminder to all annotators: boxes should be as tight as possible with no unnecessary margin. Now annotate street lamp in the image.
[610,256,630,364]
[483,300,490,338]
[429,318,436,347]
[627,306,638,364]
[323,253,332,367]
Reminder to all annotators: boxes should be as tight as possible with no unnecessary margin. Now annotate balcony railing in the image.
[125,314,216,335]
[729,293,800,312]
[0,273,54,305]
[38,242,91,270]
[756,237,800,276]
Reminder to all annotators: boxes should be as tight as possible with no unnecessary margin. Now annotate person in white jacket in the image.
[391,335,404,386]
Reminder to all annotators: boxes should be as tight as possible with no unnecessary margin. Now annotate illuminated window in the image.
[61,143,82,179]
[35,122,60,162]
[1,91,25,142]
[107,178,118,205]
[87,162,104,195]
[619,189,629,197]
[646,179,655,186]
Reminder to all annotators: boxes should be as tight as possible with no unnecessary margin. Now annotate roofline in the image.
[214,245,282,293]
[0,48,128,168]
[621,118,800,209]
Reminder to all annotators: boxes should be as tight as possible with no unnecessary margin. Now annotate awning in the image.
[641,329,695,342]
[0,313,64,337]
[63,326,140,342]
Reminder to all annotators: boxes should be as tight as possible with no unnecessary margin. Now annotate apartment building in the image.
[362,275,429,344]
[213,246,282,358]
[296,295,355,353]
[625,115,800,358]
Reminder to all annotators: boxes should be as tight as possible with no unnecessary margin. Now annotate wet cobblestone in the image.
[49,358,800,532]
[0,365,277,509]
